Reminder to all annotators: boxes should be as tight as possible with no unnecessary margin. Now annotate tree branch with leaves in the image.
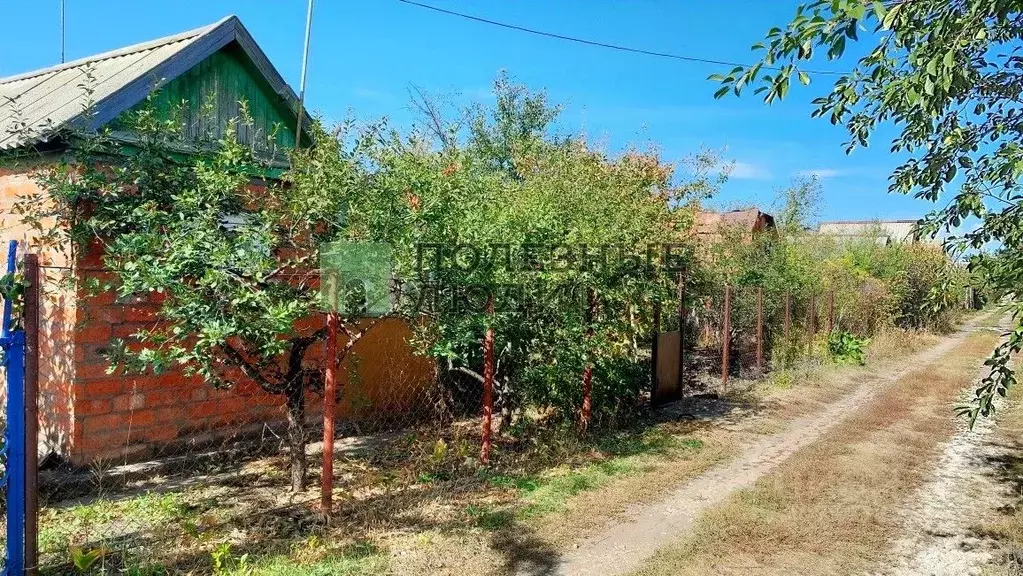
[714,0,1022,425]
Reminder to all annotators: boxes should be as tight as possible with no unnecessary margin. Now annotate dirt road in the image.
[542,315,1001,576]
[876,318,1017,576]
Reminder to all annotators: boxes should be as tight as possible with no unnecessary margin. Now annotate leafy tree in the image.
[23,106,382,492]
[347,76,710,426]
[713,0,1022,424]
[773,176,822,233]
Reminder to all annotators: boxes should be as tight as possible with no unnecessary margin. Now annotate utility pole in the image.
[60,0,66,64]
[295,0,315,151]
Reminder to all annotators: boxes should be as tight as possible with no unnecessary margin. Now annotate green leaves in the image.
[721,0,1023,426]
[827,331,869,365]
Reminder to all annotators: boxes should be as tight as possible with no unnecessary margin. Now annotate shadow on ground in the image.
[37,384,769,575]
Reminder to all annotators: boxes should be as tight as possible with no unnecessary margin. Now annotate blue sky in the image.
[0,0,934,222]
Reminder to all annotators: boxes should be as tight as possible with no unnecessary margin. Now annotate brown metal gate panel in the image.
[654,331,680,404]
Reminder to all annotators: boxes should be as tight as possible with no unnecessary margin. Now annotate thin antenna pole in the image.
[60,0,66,64]
[294,0,315,151]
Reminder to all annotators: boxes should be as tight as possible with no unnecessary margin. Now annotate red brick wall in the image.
[0,166,77,460]
[71,266,436,464]
[2,164,438,467]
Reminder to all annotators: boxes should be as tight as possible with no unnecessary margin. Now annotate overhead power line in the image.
[396,0,846,76]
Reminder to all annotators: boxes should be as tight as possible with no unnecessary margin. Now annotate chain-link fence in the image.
[26,254,950,573]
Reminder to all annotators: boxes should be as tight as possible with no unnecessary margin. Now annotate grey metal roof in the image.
[817,220,934,244]
[0,15,303,150]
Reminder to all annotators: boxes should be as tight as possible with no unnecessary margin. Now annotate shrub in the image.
[827,331,870,366]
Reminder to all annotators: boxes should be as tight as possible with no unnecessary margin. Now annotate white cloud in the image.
[797,168,845,179]
[351,87,390,101]
[729,161,772,180]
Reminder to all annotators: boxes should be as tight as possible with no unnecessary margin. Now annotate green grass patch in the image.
[977,305,1012,328]
[464,429,705,528]
[464,504,516,530]
[40,491,197,556]
[517,433,704,519]
[216,540,387,576]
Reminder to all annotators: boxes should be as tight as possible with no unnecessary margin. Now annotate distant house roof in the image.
[0,15,305,151]
[817,220,926,244]
[695,208,776,239]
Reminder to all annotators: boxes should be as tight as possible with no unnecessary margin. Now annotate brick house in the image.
[694,208,776,242]
[0,16,436,465]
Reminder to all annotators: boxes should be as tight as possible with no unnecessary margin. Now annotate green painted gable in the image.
[115,43,301,155]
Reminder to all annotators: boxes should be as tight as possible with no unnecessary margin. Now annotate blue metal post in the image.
[5,333,25,575]
[2,239,25,575]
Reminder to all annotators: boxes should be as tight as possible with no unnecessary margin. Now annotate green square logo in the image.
[320,242,393,316]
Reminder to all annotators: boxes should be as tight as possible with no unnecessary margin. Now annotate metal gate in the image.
[2,240,27,575]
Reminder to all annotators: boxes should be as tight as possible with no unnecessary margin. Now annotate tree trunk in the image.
[285,384,307,492]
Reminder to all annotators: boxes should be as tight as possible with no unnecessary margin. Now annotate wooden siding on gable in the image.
[115,43,299,153]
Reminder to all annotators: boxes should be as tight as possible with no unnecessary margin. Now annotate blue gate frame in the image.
[1,239,26,575]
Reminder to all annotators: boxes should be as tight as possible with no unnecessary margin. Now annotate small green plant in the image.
[70,547,105,573]
[124,562,168,576]
[211,542,250,576]
[464,504,514,530]
[828,331,870,366]
[429,439,448,467]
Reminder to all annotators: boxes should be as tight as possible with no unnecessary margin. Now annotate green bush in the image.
[827,331,870,366]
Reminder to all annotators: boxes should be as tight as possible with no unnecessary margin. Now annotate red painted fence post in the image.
[321,310,338,520]
[481,295,495,464]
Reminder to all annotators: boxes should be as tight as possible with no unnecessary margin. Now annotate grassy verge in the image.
[34,327,956,576]
[628,330,998,576]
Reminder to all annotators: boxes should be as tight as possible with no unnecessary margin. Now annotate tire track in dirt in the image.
[540,319,995,576]
[874,386,1007,576]
[876,317,1016,576]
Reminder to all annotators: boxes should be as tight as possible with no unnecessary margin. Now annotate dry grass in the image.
[967,350,1023,576]
[866,327,941,363]
[630,330,998,576]
[365,330,952,576]
[32,328,958,575]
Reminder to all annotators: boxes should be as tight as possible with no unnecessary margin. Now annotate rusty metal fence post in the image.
[676,272,685,396]
[580,288,595,429]
[480,296,493,464]
[651,300,661,405]
[756,287,764,375]
[807,293,817,356]
[721,285,732,389]
[827,290,835,335]
[784,291,791,342]
[481,295,495,464]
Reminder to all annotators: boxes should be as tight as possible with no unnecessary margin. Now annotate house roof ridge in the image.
[0,15,235,86]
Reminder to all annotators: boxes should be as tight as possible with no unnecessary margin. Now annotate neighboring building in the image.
[695,208,776,242]
[816,220,931,245]
[0,16,435,465]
